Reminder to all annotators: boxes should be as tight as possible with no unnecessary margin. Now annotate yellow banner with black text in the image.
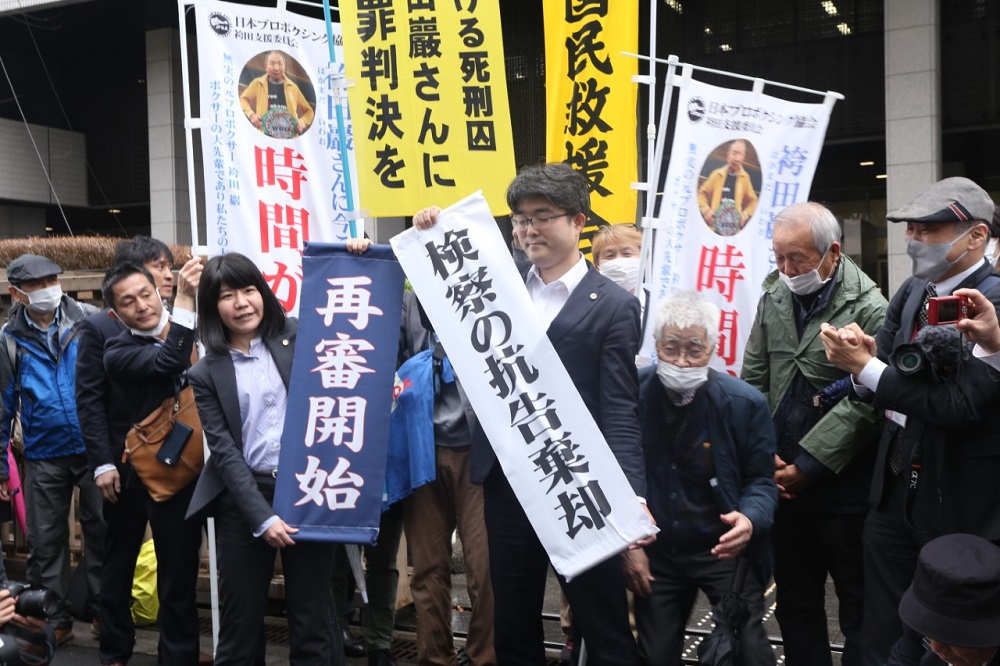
[340,0,516,216]
[543,0,639,253]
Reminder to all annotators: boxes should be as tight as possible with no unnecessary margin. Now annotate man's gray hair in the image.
[773,201,842,255]
[653,290,720,347]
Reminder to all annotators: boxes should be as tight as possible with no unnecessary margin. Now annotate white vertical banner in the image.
[192,0,360,313]
[391,192,657,580]
[645,78,836,374]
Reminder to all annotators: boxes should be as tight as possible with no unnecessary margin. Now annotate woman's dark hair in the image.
[198,253,286,354]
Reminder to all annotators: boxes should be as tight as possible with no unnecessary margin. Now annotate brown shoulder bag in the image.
[124,386,204,501]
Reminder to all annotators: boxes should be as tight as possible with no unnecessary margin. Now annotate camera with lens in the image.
[890,324,973,382]
[890,344,929,378]
[0,582,58,665]
[0,583,57,621]
[927,295,972,325]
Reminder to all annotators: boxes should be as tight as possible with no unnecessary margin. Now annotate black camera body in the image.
[0,582,58,665]
[0,583,57,621]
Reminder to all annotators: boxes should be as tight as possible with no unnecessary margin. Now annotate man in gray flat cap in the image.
[0,254,105,645]
[820,177,1000,665]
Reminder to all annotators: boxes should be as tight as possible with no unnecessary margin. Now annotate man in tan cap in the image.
[820,177,1000,665]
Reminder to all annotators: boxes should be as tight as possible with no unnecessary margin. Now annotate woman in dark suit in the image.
[186,253,342,665]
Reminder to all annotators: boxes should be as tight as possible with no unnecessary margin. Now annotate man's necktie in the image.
[890,284,938,474]
[915,283,937,332]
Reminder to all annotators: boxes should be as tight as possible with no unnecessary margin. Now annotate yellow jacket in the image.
[239,75,315,130]
[697,165,758,220]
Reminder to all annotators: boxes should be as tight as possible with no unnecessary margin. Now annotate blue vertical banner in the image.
[273,242,404,544]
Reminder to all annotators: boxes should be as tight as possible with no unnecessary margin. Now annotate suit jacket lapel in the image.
[263,326,295,389]
[546,267,602,346]
[898,280,928,345]
[206,352,244,450]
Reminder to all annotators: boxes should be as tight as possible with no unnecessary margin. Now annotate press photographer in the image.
[820,176,1000,666]
[0,581,58,665]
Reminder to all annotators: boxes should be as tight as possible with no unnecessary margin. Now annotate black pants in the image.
[772,503,865,666]
[861,474,934,666]
[213,478,342,666]
[483,467,638,666]
[634,549,774,666]
[98,478,204,665]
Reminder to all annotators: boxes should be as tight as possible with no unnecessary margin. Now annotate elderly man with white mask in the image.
[742,201,887,666]
[624,290,777,666]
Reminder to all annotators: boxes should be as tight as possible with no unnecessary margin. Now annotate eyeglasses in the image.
[656,343,710,363]
[511,213,570,230]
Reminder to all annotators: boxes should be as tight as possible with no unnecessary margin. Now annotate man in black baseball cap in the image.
[892,533,1000,665]
[821,177,1000,665]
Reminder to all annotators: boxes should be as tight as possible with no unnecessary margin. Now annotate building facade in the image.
[0,0,994,293]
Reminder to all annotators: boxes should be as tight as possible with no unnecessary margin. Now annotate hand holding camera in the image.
[0,582,57,665]
[953,288,1000,354]
[926,294,973,325]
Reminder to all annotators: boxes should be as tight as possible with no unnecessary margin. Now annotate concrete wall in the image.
[148,27,201,246]
[0,119,87,208]
[884,0,940,294]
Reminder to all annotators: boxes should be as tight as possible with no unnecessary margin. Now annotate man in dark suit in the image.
[96,258,206,665]
[413,163,652,665]
[75,238,192,665]
[821,177,1000,665]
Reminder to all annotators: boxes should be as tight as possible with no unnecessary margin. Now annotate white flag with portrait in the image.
[643,77,837,374]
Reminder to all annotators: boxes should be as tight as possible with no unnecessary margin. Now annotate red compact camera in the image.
[926,295,973,325]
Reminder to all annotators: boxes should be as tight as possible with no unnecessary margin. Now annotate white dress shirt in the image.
[524,253,587,327]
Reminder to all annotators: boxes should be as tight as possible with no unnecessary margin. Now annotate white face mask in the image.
[778,249,832,296]
[599,257,639,293]
[656,360,710,393]
[16,284,62,314]
[126,306,169,338]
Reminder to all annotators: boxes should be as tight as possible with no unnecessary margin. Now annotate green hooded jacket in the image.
[741,256,887,474]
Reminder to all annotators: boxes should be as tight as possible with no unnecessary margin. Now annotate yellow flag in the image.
[340,1,516,216]
[543,0,639,252]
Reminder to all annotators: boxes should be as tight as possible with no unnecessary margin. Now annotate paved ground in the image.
[48,569,845,665]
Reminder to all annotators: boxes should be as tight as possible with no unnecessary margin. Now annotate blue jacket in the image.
[638,366,778,580]
[0,297,97,477]
[384,348,449,507]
